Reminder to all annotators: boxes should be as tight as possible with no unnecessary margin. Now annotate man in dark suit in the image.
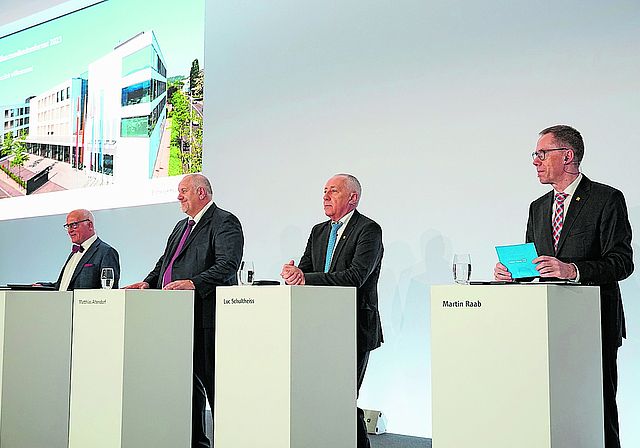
[495,125,633,448]
[124,173,244,448]
[55,209,120,291]
[281,173,383,448]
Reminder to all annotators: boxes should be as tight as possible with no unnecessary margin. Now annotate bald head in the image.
[178,174,213,217]
[65,209,95,245]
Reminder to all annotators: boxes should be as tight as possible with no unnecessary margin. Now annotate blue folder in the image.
[495,243,540,279]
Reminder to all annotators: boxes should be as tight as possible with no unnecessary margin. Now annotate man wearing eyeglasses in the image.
[494,125,633,448]
[55,209,120,291]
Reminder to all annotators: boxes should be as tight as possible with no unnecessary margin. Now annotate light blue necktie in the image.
[324,221,343,273]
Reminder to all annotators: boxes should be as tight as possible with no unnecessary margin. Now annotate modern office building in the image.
[1,100,31,144]
[25,79,87,169]
[84,30,167,183]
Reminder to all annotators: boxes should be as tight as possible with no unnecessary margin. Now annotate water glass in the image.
[453,254,471,284]
[101,268,115,289]
[238,261,255,285]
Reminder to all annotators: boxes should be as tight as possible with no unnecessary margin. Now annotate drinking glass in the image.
[101,268,115,289]
[453,254,471,285]
[238,261,255,286]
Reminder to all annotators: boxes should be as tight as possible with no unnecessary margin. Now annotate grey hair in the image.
[336,173,361,205]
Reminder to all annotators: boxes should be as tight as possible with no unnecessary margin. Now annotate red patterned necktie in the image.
[553,192,568,251]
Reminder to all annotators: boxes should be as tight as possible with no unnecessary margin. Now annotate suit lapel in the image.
[538,192,555,255]
[70,238,100,285]
[556,176,590,254]
[174,202,218,259]
[314,221,330,270]
[328,210,360,271]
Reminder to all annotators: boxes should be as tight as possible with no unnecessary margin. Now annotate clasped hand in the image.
[281,260,305,285]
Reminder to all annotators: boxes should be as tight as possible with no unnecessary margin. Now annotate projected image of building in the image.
[85,30,167,184]
[26,78,87,168]
[4,30,168,191]
[1,101,31,142]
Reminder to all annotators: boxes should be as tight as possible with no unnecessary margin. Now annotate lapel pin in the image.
[576,197,580,201]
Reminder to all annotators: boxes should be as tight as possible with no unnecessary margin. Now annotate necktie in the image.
[324,221,343,273]
[163,219,195,287]
[72,244,84,253]
[553,192,568,251]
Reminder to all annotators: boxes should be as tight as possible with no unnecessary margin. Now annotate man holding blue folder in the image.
[494,125,633,448]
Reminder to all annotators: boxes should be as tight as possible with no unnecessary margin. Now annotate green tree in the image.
[191,69,203,99]
[167,78,185,105]
[189,59,200,98]
[2,130,29,180]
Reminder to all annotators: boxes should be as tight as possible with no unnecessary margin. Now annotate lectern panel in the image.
[215,285,357,448]
[431,284,603,448]
[0,291,73,448]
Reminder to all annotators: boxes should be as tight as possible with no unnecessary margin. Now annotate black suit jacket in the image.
[144,202,244,329]
[526,175,634,347]
[299,209,384,352]
[55,237,120,290]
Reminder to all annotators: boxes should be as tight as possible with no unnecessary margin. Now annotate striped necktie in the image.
[553,192,568,251]
[324,221,343,273]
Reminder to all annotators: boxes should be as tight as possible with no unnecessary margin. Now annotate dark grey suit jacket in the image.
[144,202,244,329]
[526,175,634,347]
[55,237,120,290]
[299,209,384,352]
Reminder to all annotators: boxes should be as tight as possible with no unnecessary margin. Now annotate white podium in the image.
[215,285,357,447]
[0,290,73,448]
[68,289,194,448]
[431,284,604,448]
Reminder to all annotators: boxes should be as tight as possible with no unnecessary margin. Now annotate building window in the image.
[104,154,113,175]
[121,115,149,137]
[122,46,152,77]
[122,80,151,106]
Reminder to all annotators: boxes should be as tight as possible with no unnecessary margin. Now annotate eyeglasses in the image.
[63,219,90,230]
[531,148,568,161]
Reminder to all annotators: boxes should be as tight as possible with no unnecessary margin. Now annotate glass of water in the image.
[101,268,115,289]
[238,261,255,286]
[453,254,471,284]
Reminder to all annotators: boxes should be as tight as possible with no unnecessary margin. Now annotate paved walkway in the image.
[0,154,77,198]
[152,117,173,178]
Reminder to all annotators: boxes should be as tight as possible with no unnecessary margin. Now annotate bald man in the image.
[56,209,120,291]
[124,174,244,448]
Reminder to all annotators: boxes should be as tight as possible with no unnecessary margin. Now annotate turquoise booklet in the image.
[495,243,540,279]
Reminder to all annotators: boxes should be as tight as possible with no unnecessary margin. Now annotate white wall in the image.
[204,0,640,443]
[1,0,640,444]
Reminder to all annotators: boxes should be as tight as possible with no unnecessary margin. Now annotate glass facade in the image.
[120,115,149,137]
[122,45,167,78]
[120,96,166,138]
[121,78,166,107]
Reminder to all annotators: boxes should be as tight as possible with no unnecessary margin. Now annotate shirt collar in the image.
[560,173,583,198]
[333,209,355,228]
[191,200,213,226]
[80,234,98,251]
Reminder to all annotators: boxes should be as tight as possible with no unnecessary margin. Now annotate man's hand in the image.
[281,260,305,285]
[533,256,577,280]
[494,262,513,282]
[163,280,195,290]
[122,281,150,289]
